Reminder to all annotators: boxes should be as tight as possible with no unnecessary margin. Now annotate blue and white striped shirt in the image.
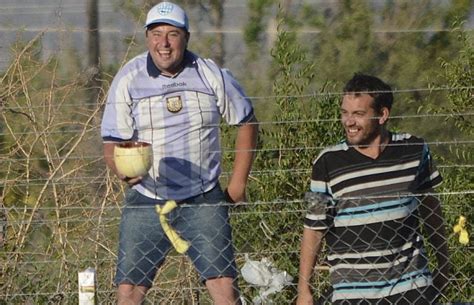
[305,133,442,303]
[101,51,254,200]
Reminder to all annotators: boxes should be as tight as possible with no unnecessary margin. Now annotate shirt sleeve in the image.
[304,155,335,231]
[100,69,135,142]
[415,142,443,191]
[218,68,255,125]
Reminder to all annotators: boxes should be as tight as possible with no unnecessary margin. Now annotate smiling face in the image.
[146,23,189,76]
[340,93,389,147]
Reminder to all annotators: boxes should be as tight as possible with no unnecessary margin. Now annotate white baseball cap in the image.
[144,2,189,31]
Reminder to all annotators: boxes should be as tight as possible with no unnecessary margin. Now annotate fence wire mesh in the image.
[0,192,472,304]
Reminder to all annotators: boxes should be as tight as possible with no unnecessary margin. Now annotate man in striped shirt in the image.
[101,2,257,304]
[296,73,449,304]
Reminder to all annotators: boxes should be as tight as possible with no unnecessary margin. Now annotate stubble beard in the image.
[346,121,382,148]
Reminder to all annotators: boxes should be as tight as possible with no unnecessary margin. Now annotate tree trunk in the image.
[87,0,101,106]
[210,0,225,66]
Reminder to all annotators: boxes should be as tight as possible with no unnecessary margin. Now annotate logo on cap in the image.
[157,2,174,15]
[145,1,189,30]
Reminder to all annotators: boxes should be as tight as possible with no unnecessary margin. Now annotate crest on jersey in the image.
[166,96,183,113]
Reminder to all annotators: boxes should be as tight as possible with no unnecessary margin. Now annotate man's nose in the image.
[158,35,170,46]
[343,115,355,126]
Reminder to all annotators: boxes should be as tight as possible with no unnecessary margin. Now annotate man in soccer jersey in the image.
[101,2,257,304]
[296,73,449,304]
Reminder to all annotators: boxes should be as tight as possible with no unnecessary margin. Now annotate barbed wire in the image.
[249,86,474,100]
[2,190,473,212]
[0,0,468,11]
[0,139,472,167]
[2,85,473,111]
[0,111,473,138]
[2,248,472,270]
[2,26,473,34]
[0,166,472,188]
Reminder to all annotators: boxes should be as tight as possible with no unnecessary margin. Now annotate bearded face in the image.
[340,93,387,147]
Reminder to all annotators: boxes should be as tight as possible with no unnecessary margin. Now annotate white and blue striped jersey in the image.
[101,51,254,200]
[305,133,442,303]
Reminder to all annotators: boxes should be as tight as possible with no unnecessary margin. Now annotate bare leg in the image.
[117,284,149,305]
[206,277,242,305]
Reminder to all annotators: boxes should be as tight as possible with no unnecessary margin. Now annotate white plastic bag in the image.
[241,254,293,304]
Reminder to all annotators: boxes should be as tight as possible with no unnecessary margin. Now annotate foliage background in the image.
[0,0,472,304]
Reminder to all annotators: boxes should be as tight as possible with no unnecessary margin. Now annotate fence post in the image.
[78,267,96,305]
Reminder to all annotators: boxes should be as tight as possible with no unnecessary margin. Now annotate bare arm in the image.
[418,192,450,294]
[226,116,258,203]
[297,228,324,305]
[103,142,142,185]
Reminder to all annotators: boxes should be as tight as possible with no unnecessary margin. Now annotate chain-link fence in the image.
[0,191,472,304]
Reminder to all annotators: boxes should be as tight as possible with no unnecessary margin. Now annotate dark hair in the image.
[343,73,393,112]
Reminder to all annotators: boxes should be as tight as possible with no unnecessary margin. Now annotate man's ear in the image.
[379,107,390,125]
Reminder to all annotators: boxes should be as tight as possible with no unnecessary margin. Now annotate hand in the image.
[225,184,246,203]
[119,175,142,186]
[224,189,236,204]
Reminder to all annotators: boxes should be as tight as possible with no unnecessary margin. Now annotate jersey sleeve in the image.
[100,69,135,142]
[304,154,335,231]
[196,58,254,125]
[218,68,255,125]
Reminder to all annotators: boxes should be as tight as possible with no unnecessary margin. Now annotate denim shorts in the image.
[114,185,237,287]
